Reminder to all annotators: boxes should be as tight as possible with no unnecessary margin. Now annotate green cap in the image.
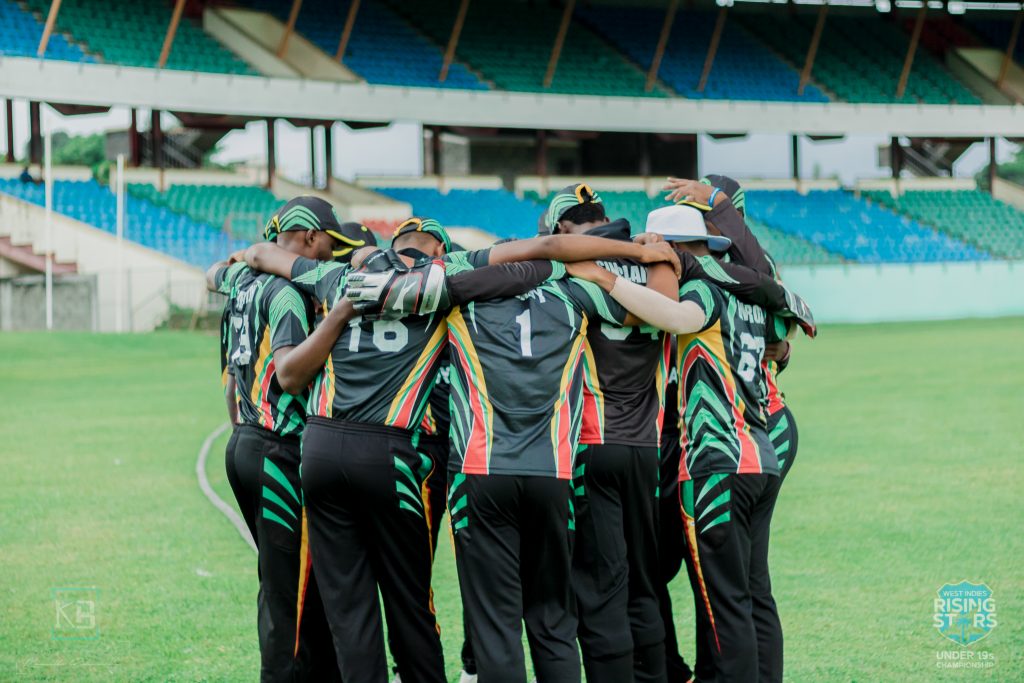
[543,183,602,234]
[392,217,452,253]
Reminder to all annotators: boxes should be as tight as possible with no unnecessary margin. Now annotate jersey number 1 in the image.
[515,310,533,358]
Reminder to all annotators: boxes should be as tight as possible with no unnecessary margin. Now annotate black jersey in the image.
[216,263,313,437]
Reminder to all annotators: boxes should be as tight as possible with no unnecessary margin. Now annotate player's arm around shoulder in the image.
[566,260,708,335]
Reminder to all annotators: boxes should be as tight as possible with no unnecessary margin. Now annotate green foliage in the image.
[1,321,1022,681]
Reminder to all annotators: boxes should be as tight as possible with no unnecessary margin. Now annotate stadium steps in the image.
[0,234,78,274]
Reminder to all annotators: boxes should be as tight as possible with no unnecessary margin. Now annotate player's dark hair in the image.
[560,202,607,226]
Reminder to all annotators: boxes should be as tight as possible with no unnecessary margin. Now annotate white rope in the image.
[195,422,257,554]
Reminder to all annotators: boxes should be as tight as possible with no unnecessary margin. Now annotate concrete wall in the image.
[0,193,207,332]
[0,273,97,331]
[782,260,1024,324]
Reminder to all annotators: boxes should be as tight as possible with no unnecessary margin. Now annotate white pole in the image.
[44,128,53,331]
[115,154,125,333]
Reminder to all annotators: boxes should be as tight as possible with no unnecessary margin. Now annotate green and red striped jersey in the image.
[446,268,629,480]
[675,260,777,481]
[289,250,491,429]
[217,263,313,437]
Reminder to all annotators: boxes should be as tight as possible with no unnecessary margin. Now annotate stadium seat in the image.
[0,0,93,62]
[385,0,664,97]
[128,183,283,242]
[0,178,248,268]
[244,0,488,90]
[576,6,829,103]
[21,0,256,74]
[747,189,988,263]
[864,189,1023,259]
[739,13,981,105]
[372,187,543,239]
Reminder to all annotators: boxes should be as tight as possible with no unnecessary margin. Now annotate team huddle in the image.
[209,176,817,683]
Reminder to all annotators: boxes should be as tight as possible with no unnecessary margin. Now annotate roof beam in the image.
[277,0,303,58]
[334,0,361,63]
[157,0,187,70]
[440,0,471,83]
[799,3,828,96]
[36,0,62,58]
[646,0,679,92]
[544,0,577,89]
[997,9,1023,88]
[896,6,926,100]
[697,7,728,94]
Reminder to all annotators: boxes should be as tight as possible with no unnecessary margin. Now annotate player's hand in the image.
[764,341,790,363]
[632,232,664,246]
[566,261,616,292]
[226,249,247,265]
[663,177,714,205]
[638,241,682,278]
[344,249,450,320]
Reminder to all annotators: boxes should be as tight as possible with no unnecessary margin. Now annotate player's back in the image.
[581,257,671,448]
[448,275,626,479]
[219,263,313,437]
[675,267,776,481]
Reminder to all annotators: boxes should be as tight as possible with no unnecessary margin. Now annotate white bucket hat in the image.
[645,205,732,253]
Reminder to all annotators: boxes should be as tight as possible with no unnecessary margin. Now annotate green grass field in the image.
[1,318,1022,681]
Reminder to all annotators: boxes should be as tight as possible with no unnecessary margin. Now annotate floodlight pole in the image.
[440,0,470,83]
[896,6,926,100]
[116,154,125,333]
[44,129,53,331]
[544,0,576,89]
[697,7,728,94]
[157,0,187,70]
[277,0,303,58]
[646,0,678,92]
[4,100,13,163]
[37,0,62,58]
[799,3,828,96]
[988,137,997,195]
[335,0,361,63]
[266,118,276,189]
[997,11,1023,89]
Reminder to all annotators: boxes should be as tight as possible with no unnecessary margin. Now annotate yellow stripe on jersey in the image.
[679,320,746,415]
[385,323,448,428]
[581,338,605,441]
[549,317,589,471]
[448,308,494,470]
[251,330,274,429]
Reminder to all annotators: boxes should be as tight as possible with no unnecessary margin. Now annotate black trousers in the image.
[417,434,477,675]
[654,431,693,683]
[572,444,665,683]
[681,472,782,683]
[449,472,580,683]
[300,417,446,683]
[224,425,339,683]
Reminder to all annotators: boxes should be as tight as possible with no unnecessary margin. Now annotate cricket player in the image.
[542,183,677,683]
[206,196,367,682]
[567,204,785,683]
[243,216,680,683]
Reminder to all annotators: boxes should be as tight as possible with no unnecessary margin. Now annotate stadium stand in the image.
[0,178,246,268]
[740,14,981,105]
[0,0,93,61]
[863,189,1024,259]
[748,189,989,263]
[969,18,1024,65]
[244,0,487,89]
[128,183,282,240]
[20,0,255,74]
[576,6,828,102]
[372,187,542,239]
[386,0,664,97]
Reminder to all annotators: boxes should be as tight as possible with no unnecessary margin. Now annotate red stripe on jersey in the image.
[679,344,761,477]
[579,385,603,445]
[259,358,276,431]
[450,333,489,474]
[763,360,785,416]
